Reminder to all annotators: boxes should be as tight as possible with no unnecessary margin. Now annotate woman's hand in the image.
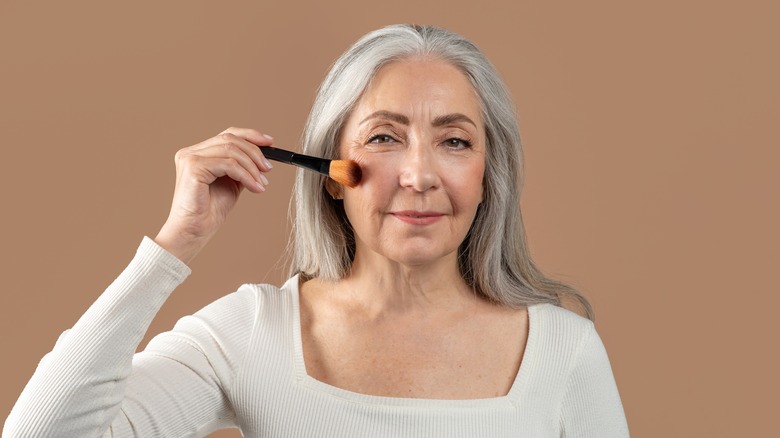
[154,127,274,264]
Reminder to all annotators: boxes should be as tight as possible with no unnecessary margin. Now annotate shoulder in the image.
[530,303,601,376]
[534,302,595,340]
[149,276,299,355]
[533,303,618,390]
[211,276,300,341]
[144,276,300,375]
[194,275,299,326]
[542,305,628,434]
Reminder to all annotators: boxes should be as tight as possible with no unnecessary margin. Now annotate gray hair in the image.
[290,24,594,320]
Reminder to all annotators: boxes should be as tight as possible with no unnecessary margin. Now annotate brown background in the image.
[1,0,777,436]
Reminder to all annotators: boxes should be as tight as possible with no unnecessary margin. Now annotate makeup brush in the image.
[259,146,362,188]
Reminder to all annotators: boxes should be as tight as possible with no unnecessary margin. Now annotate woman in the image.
[5,25,629,437]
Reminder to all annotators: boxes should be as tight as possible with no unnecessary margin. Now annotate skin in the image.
[153,58,530,400]
[301,58,529,399]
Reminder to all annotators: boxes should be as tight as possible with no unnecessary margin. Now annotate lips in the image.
[389,210,445,225]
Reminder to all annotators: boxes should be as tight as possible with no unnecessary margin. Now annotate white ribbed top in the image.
[4,237,629,437]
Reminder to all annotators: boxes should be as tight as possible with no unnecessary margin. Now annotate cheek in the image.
[445,160,485,208]
[344,149,398,204]
[342,160,394,226]
[344,146,398,183]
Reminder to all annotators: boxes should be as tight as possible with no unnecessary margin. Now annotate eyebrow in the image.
[359,110,477,129]
[432,113,477,128]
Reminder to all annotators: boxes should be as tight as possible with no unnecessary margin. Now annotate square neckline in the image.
[286,274,542,408]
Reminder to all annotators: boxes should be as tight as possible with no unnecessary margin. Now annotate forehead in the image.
[350,58,483,123]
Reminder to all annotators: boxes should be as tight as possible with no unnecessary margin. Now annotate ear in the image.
[325,178,344,200]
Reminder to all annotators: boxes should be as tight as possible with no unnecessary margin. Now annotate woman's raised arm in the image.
[4,128,273,437]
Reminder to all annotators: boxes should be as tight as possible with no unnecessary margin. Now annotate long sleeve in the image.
[559,323,630,437]
[6,255,632,438]
[3,237,242,438]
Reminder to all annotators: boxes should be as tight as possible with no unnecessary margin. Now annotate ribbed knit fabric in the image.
[4,237,629,437]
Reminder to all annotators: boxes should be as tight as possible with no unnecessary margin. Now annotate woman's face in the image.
[338,58,486,268]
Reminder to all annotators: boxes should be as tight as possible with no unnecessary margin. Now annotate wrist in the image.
[153,227,210,265]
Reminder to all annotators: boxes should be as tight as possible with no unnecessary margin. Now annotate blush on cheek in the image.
[341,152,397,224]
[343,146,370,183]
[345,149,396,189]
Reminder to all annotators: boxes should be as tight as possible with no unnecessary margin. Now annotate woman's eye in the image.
[367,134,396,144]
[444,137,473,149]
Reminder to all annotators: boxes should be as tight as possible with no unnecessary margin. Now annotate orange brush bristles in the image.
[329,160,362,188]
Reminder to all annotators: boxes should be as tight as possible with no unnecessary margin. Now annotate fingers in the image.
[197,139,270,187]
[219,127,275,170]
[220,126,274,148]
[178,127,275,192]
[175,152,266,194]
[195,129,274,169]
[199,156,267,193]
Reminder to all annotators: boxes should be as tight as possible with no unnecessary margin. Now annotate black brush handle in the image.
[259,146,331,176]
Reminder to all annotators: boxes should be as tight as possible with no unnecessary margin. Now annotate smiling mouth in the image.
[390,210,445,225]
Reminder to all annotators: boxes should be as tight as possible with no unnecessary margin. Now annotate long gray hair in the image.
[290,24,594,320]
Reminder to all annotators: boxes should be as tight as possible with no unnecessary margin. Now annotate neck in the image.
[337,247,479,318]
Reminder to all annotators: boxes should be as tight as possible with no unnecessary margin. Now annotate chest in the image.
[300,308,528,399]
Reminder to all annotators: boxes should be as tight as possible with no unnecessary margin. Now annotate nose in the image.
[399,142,440,192]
